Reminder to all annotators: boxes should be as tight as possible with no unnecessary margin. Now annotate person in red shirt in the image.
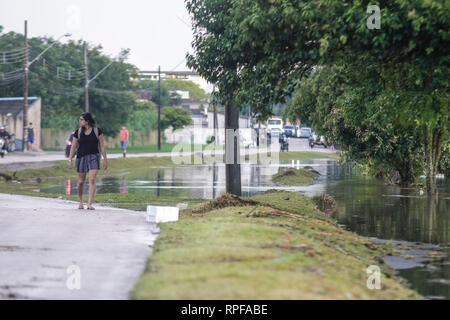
[120,126,129,158]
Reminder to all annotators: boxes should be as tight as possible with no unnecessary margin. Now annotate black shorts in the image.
[76,153,101,173]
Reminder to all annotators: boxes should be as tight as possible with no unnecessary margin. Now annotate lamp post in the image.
[84,52,124,112]
[22,20,71,151]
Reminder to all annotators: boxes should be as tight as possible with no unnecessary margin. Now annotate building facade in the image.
[0,97,41,150]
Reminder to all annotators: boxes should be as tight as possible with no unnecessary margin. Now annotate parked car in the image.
[268,127,282,139]
[270,127,282,137]
[283,125,296,137]
[299,127,312,138]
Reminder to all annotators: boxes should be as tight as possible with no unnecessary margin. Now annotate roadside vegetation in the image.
[132,191,421,300]
[272,168,320,186]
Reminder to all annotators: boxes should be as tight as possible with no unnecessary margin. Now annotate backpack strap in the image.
[93,127,102,159]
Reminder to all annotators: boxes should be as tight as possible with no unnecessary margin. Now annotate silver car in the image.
[299,127,312,138]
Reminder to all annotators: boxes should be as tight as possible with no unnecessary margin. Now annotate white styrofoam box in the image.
[146,206,179,223]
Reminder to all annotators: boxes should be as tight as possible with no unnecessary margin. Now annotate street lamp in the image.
[27,33,71,67]
[84,52,122,112]
[22,20,71,151]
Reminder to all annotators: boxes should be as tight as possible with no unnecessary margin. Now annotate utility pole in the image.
[212,85,218,145]
[257,121,261,147]
[21,22,71,152]
[157,66,161,151]
[22,20,29,152]
[84,42,89,112]
[213,103,218,145]
[225,99,241,196]
[84,52,119,113]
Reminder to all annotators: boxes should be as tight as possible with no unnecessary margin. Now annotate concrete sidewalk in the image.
[0,193,158,300]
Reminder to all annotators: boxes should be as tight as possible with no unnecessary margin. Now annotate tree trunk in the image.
[225,100,241,196]
[426,193,438,243]
[424,126,442,197]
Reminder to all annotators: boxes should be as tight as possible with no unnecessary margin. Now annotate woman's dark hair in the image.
[81,112,96,127]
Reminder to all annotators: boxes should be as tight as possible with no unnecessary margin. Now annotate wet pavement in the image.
[0,194,158,300]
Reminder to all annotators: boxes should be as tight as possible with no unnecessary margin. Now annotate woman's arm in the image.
[68,137,78,169]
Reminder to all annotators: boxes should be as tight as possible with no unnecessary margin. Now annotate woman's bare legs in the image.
[87,169,99,209]
[77,173,87,209]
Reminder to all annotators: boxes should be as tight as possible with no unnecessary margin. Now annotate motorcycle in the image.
[279,134,289,152]
[7,134,16,152]
[308,136,315,149]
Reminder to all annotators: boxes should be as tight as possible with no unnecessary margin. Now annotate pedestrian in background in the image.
[120,126,129,158]
[68,112,108,210]
[27,122,34,152]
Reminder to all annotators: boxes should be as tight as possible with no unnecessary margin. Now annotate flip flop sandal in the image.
[87,206,95,210]
[78,205,84,210]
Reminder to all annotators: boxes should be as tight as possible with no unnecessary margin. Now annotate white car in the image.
[299,127,312,138]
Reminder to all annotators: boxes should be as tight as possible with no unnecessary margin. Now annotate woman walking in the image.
[68,113,108,210]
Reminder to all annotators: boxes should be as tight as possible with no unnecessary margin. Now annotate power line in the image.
[2,50,28,58]
[0,53,27,64]
[41,58,85,72]
[0,47,27,55]
[0,73,25,82]
[38,58,86,81]
[0,74,24,87]
[0,67,25,76]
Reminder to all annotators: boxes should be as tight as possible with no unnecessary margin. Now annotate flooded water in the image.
[40,159,449,299]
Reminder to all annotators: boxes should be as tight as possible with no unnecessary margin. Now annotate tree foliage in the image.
[0,29,138,137]
[186,0,449,191]
[161,107,193,131]
[163,78,208,99]
[138,80,171,106]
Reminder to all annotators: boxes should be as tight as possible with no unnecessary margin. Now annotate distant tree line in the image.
[0,27,200,137]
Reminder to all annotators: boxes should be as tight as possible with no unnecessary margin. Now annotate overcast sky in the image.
[0,0,194,71]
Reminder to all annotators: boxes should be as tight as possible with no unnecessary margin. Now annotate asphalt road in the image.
[0,194,157,300]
